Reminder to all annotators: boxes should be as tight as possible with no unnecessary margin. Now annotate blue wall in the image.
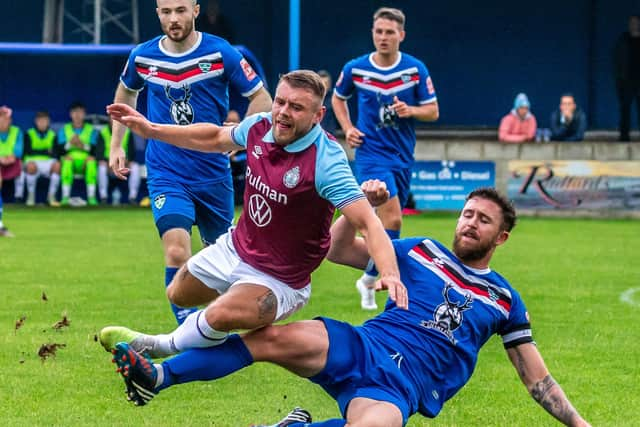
[1,0,637,130]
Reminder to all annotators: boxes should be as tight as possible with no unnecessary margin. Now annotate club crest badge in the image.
[283,166,300,188]
[198,62,212,73]
[154,194,166,209]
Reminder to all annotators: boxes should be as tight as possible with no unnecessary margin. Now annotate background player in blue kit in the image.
[332,7,439,310]
[109,0,272,324]
[105,186,591,427]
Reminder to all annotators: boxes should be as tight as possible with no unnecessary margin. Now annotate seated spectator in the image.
[57,102,98,206]
[0,105,21,236]
[19,111,61,206]
[499,93,537,143]
[97,117,141,205]
[550,93,587,142]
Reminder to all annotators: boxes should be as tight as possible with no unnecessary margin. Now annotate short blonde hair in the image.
[279,70,327,102]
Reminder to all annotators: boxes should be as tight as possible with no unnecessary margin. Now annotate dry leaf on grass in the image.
[38,343,66,361]
[15,316,27,333]
[52,315,70,330]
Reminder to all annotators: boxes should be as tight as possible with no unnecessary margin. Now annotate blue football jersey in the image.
[363,237,532,418]
[334,52,436,168]
[120,32,264,185]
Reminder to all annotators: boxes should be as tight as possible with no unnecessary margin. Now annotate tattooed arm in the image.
[506,343,591,426]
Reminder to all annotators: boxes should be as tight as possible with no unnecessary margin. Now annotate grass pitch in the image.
[0,206,638,426]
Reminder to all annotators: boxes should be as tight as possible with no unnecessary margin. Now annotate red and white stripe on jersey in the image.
[408,239,513,318]
[134,53,224,88]
[351,67,420,96]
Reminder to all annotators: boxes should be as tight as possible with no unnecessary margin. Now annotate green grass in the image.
[1,206,639,426]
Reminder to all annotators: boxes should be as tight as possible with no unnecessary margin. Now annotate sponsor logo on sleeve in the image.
[240,58,257,80]
[426,76,435,95]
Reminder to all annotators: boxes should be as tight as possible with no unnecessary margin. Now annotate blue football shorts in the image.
[310,317,418,425]
[355,162,412,208]
[148,175,234,245]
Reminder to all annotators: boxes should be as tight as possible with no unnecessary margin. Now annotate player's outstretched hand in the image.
[361,179,389,207]
[107,104,154,139]
[376,275,408,310]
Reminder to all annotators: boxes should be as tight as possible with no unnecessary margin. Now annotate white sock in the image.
[25,173,37,199]
[87,184,96,199]
[62,184,71,199]
[153,364,164,388]
[48,173,60,199]
[14,172,25,198]
[166,309,228,352]
[359,272,377,286]
[98,163,108,199]
[128,162,140,200]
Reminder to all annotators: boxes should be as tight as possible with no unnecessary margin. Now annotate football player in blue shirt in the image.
[332,7,439,311]
[104,186,590,427]
[109,0,272,324]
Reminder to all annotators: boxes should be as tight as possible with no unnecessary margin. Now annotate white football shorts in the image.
[26,159,57,177]
[187,229,311,322]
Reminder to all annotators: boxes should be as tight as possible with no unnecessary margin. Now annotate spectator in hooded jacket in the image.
[498,93,537,143]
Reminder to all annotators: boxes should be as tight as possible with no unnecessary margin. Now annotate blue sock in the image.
[364,228,400,277]
[159,334,253,391]
[0,191,3,222]
[165,266,197,324]
[289,420,345,427]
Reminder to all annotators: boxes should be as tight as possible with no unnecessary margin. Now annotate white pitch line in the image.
[620,288,640,307]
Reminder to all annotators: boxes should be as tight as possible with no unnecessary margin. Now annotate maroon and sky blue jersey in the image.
[230,112,365,289]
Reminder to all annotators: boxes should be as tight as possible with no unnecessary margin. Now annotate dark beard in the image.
[452,235,493,263]
[165,23,193,43]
